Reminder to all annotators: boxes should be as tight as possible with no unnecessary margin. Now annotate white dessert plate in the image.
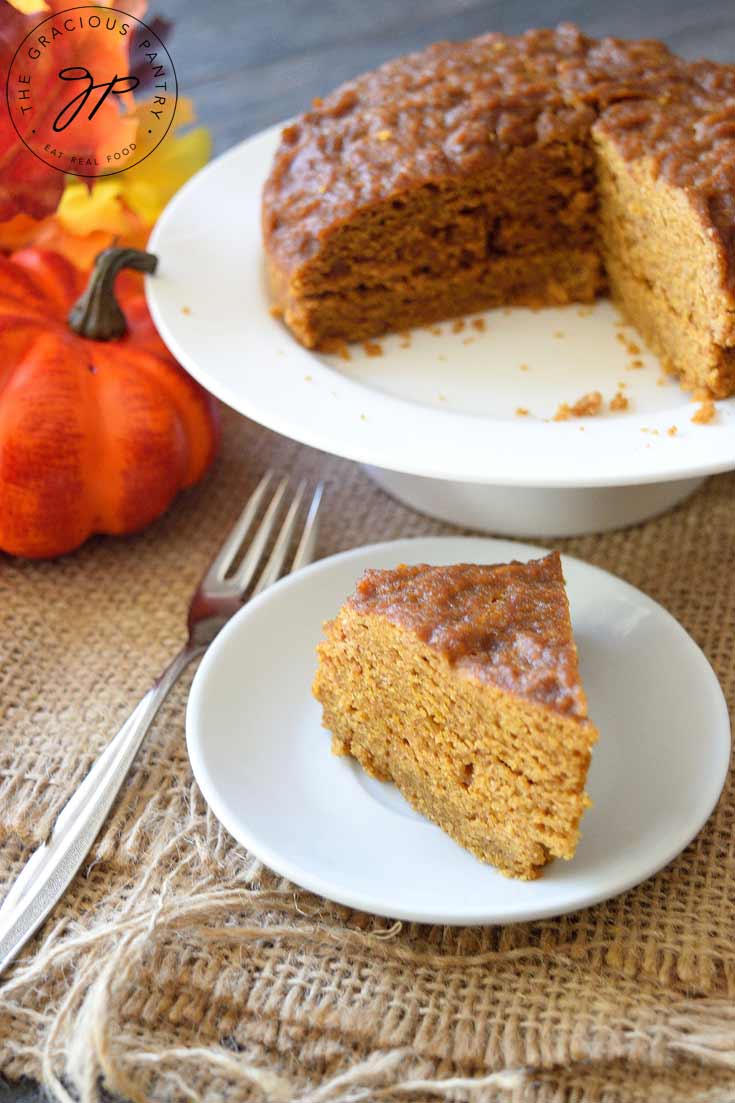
[186,536,730,925]
[146,125,735,490]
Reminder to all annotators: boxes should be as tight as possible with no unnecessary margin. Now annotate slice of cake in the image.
[312,551,598,879]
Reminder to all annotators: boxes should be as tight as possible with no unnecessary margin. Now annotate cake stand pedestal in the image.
[364,468,706,538]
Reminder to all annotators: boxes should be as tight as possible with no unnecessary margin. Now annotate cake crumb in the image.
[462,337,475,346]
[553,329,565,339]
[692,400,716,424]
[322,336,351,359]
[472,317,486,332]
[425,324,443,336]
[609,390,629,412]
[553,391,603,421]
[667,425,678,437]
[576,305,593,317]
[515,407,529,417]
[268,304,283,320]
[616,332,641,356]
[181,305,192,315]
[519,363,530,372]
[451,319,465,333]
[363,340,383,357]
[438,393,447,402]
[438,353,447,362]
[304,374,312,382]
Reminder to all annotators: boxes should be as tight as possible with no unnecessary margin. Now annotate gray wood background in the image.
[2,1,734,1098]
[173,0,735,154]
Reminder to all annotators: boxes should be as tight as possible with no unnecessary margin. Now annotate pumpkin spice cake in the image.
[262,24,735,398]
[312,552,599,879]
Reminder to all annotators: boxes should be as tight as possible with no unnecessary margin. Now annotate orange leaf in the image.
[0,0,148,221]
[0,3,64,219]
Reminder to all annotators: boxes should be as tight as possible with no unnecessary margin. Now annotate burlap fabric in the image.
[1,405,734,1103]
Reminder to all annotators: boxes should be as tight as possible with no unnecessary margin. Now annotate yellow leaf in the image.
[57,178,131,237]
[55,97,211,235]
[5,0,49,13]
[121,124,212,224]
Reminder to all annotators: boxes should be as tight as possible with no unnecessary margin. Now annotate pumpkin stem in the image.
[68,247,158,340]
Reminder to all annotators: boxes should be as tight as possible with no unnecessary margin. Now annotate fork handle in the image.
[0,642,203,978]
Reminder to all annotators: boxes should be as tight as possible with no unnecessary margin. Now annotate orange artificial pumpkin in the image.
[0,247,219,558]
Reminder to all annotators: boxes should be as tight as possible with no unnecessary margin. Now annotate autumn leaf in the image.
[56,97,210,232]
[5,0,49,16]
[0,3,64,219]
[0,0,209,272]
[0,0,146,221]
[0,96,210,266]
[128,13,171,91]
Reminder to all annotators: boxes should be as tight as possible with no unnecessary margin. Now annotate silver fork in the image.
[0,471,323,978]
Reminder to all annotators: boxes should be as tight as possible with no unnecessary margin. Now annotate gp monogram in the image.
[5,5,178,177]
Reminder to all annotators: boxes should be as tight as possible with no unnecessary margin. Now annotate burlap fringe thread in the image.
[2,789,735,1103]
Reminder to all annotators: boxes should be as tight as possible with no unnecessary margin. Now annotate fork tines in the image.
[205,472,323,595]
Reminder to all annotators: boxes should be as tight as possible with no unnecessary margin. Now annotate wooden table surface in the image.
[2,1,734,1098]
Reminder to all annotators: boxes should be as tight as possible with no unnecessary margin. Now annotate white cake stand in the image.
[146,127,734,537]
